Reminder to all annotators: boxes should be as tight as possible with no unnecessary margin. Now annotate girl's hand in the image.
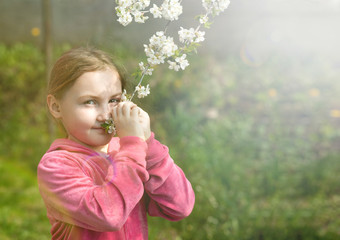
[137,107,151,140]
[112,102,145,140]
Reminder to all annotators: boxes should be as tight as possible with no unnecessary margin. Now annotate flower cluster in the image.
[135,84,150,98]
[144,31,178,66]
[115,0,183,26]
[141,31,191,75]
[151,0,183,21]
[115,0,151,26]
[102,0,231,133]
[115,0,230,85]
[101,118,116,134]
[202,0,231,16]
[178,27,205,44]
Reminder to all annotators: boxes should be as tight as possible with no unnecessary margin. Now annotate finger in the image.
[131,105,139,118]
[108,104,115,117]
[112,106,118,121]
[116,102,123,117]
[121,102,131,117]
[137,107,145,117]
[124,102,138,116]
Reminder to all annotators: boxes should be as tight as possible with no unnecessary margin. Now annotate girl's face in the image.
[56,68,122,152]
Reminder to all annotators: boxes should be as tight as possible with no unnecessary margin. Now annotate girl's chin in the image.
[87,139,111,152]
[68,131,113,151]
[76,137,111,151]
[92,134,112,143]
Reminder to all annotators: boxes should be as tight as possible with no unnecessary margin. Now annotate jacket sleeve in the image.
[37,136,149,232]
[144,133,195,221]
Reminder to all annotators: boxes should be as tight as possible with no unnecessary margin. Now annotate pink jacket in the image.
[37,133,195,240]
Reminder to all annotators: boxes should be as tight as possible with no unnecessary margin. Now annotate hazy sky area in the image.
[197,0,340,61]
[0,0,339,62]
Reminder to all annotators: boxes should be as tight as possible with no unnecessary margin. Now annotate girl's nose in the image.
[97,105,112,121]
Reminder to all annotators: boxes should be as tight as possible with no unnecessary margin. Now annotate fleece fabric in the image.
[37,133,195,240]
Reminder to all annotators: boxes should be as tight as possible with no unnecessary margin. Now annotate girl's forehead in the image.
[71,70,122,95]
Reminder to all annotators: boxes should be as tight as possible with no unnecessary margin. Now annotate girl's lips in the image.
[93,127,105,131]
[93,125,105,129]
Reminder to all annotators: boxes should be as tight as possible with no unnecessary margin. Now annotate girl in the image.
[37,47,195,240]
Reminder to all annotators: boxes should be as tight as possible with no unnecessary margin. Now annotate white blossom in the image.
[168,60,180,71]
[103,118,116,134]
[139,62,154,75]
[199,15,209,24]
[161,0,183,21]
[149,31,166,47]
[195,30,205,43]
[136,84,150,98]
[117,14,133,26]
[178,27,196,44]
[202,0,230,16]
[175,54,189,70]
[115,0,151,25]
[178,27,205,44]
[115,0,183,24]
[162,40,178,57]
[133,0,150,10]
[115,5,127,14]
[116,6,133,26]
[121,89,127,101]
[144,31,178,66]
[116,0,132,8]
[218,0,231,10]
[132,11,149,23]
[144,44,165,65]
[150,4,162,18]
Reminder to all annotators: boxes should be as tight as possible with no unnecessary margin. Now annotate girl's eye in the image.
[109,98,121,104]
[84,100,96,105]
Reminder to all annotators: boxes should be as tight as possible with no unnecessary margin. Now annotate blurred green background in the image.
[1,0,340,239]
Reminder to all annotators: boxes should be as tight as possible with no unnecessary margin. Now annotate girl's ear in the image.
[47,94,62,119]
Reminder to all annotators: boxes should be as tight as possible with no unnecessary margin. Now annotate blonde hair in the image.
[48,47,126,99]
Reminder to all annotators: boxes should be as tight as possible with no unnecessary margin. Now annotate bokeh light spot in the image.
[330,109,340,118]
[309,88,320,97]
[31,27,40,37]
[268,88,278,97]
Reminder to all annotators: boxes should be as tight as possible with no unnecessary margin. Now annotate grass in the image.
[0,159,50,240]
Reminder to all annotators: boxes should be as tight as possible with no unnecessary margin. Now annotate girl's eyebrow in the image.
[78,94,99,99]
[78,92,122,100]
[111,93,122,97]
